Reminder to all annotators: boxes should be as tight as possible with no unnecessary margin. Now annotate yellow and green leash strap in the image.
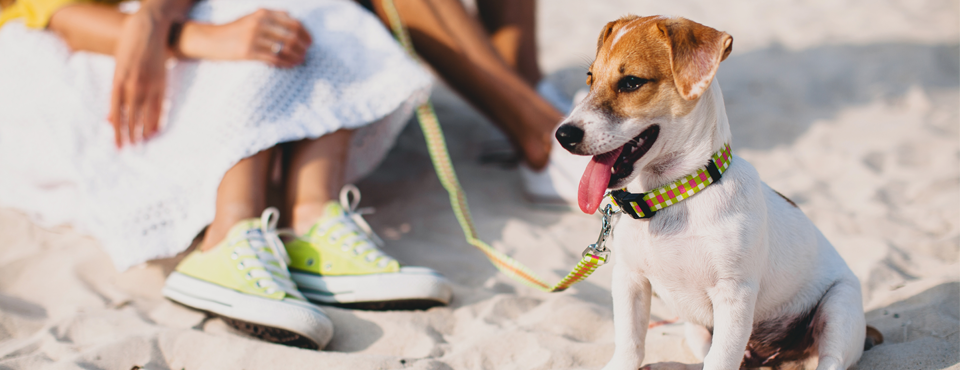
[381,0,606,292]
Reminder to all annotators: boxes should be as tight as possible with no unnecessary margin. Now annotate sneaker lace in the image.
[316,185,395,268]
[232,208,304,299]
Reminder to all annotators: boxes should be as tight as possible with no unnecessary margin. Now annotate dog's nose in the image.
[555,124,584,150]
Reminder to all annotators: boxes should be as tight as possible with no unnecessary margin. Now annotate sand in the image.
[1,0,958,369]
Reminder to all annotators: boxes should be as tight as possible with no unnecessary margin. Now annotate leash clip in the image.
[582,204,619,260]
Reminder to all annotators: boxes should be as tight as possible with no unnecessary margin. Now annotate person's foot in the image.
[517,80,592,206]
[285,189,453,310]
[162,208,334,350]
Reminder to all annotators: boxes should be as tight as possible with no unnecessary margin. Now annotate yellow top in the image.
[0,0,96,29]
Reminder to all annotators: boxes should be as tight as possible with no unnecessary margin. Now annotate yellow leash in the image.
[381,0,608,292]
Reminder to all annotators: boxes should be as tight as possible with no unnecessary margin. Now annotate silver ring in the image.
[271,41,284,55]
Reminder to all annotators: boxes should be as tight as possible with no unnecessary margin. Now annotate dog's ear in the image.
[596,15,641,53]
[658,18,733,100]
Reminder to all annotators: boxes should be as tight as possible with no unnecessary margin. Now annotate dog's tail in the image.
[864,325,884,350]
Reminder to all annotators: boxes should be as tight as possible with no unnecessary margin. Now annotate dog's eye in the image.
[617,76,649,92]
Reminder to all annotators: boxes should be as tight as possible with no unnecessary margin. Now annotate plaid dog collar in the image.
[609,144,732,219]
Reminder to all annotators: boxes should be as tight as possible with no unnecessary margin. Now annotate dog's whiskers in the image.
[604,133,642,146]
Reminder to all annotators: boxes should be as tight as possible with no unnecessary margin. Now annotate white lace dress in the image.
[0,0,431,270]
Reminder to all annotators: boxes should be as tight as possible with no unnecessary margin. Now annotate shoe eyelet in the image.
[265,288,275,295]
[341,244,350,251]
[255,281,262,288]
[236,261,245,270]
[328,236,336,243]
[306,258,315,266]
[230,252,238,260]
[378,261,388,268]
[245,272,253,280]
[324,263,333,271]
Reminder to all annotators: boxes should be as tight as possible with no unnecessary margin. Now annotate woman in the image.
[0,0,577,350]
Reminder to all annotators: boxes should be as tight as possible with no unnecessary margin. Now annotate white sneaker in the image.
[284,186,453,310]
[519,142,589,206]
[537,79,590,115]
[537,80,574,114]
[163,209,334,349]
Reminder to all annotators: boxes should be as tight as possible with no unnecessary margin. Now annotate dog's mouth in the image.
[577,125,660,214]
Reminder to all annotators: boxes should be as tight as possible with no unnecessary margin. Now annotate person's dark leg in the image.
[365,0,561,170]
[476,0,541,87]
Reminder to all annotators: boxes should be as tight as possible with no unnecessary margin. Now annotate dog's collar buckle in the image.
[582,204,619,260]
[610,189,657,219]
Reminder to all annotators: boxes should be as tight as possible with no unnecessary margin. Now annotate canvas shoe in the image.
[519,142,590,207]
[162,208,334,350]
[285,186,453,310]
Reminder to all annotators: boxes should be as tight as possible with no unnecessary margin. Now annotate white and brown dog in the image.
[555,16,880,370]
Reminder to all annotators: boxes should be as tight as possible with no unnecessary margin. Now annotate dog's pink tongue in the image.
[578,147,623,214]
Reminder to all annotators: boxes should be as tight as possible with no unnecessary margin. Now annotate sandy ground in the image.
[1,0,958,369]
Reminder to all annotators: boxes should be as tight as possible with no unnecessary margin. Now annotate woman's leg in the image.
[199,148,273,251]
[285,129,353,234]
[165,147,334,349]
[475,0,541,87]
[280,128,453,308]
[365,0,561,170]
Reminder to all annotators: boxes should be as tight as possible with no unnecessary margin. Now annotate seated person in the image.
[0,0,578,350]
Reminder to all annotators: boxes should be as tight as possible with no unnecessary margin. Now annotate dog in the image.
[555,16,880,370]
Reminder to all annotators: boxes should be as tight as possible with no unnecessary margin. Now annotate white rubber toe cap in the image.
[162,272,334,349]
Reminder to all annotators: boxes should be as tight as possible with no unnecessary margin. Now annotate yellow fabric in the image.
[286,202,401,276]
[0,0,100,29]
[175,218,289,300]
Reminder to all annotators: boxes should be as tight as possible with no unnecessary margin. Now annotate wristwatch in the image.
[167,21,185,48]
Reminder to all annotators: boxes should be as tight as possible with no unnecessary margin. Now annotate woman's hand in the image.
[107,7,311,148]
[178,9,313,68]
[108,8,171,148]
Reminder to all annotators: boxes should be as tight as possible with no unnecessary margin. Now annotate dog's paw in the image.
[640,362,703,370]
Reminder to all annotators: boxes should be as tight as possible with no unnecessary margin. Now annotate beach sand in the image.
[1,0,958,368]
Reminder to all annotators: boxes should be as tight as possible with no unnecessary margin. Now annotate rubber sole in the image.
[219,316,320,350]
[162,272,334,349]
[326,299,447,311]
[291,267,453,310]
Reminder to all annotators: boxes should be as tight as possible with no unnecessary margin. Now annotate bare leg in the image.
[684,322,713,361]
[476,0,541,86]
[603,265,653,370]
[200,148,274,251]
[286,129,353,235]
[814,276,866,370]
[702,280,757,370]
[366,0,561,169]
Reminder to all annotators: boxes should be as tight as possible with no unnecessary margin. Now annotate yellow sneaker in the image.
[285,186,453,310]
[162,208,334,349]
